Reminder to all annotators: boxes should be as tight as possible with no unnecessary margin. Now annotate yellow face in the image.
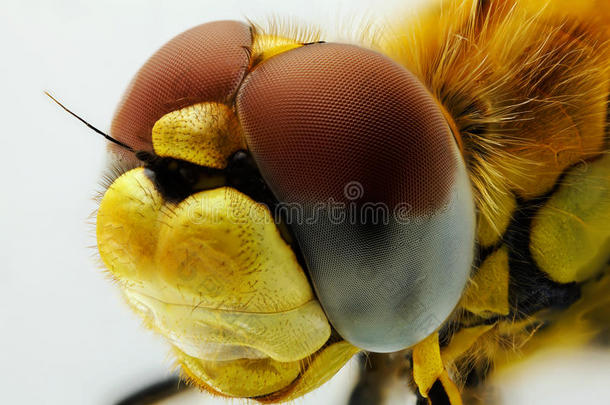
[97,101,361,399]
[96,25,366,398]
[97,169,359,398]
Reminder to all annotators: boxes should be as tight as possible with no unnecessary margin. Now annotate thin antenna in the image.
[44,91,134,152]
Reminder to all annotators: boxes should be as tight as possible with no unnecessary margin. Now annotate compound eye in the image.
[236,43,476,352]
[110,20,252,159]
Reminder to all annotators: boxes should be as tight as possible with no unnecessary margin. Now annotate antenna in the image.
[44,91,134,152]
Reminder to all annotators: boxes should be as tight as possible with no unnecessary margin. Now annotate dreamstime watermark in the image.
[184,181,413,226]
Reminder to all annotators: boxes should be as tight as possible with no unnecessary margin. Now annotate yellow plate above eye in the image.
[151,102,246,169]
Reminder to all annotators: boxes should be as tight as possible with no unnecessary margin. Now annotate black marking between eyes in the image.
[137,150,277,205]
[138,150,308,270]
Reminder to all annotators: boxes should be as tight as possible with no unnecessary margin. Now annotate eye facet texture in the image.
[111,20,252,153]
[236,43,476,351]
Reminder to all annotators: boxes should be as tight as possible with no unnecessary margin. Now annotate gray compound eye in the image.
[236,42,476,352]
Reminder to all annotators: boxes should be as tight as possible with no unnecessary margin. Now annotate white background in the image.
[1,0,609,404]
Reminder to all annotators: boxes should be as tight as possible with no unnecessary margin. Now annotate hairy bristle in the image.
[248,16,323,45]
[381,0,609,240]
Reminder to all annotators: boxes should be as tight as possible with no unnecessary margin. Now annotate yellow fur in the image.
[380,0,609,243]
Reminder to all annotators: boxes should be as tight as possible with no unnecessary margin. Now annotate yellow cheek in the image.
[96,168,164,284]
[530,155,610,283]
[153,185,317,312]
[97,168,317,310]
[96,167,341,398]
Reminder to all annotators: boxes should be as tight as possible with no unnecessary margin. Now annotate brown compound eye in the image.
[110,20,252,157]
[236,43,476,352]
